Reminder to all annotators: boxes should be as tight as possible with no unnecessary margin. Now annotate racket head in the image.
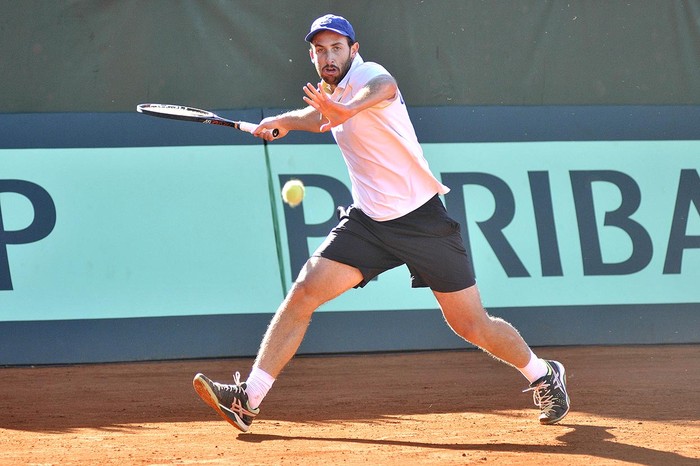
[136,103,217,123]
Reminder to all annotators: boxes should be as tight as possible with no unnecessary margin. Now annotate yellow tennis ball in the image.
[281,179,305,207]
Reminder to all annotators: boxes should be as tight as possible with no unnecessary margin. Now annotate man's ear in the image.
[351,41,359,58]
[309,48,315,63]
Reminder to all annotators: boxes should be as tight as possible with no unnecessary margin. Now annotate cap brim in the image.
[305,27,352,42]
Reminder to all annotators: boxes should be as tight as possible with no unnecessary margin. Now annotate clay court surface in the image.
[2,345,698,465]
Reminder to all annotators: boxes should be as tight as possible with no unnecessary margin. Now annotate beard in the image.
[318,53,354,86]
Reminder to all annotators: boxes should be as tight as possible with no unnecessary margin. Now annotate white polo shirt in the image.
[327,54,449,221]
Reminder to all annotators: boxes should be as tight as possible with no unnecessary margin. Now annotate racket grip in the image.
[237,121,279,138]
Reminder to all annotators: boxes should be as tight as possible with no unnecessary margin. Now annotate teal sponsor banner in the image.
[2,141,698,323]
[0,146,284,321]
[270,141,699,310]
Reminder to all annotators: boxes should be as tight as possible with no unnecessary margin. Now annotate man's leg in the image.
[433,285,531,367]
[254,256,363,378]
[193,256,363,432]
[433,285,570,424]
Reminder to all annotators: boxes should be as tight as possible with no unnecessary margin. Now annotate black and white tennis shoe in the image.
[525,360,570,424]
[193,372,259,432]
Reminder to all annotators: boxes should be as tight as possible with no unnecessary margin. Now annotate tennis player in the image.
[193,14,570,432]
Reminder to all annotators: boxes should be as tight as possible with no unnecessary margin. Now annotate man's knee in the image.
[287,277,323,310]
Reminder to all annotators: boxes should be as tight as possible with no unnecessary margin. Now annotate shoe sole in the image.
[192,373,250,432]
[540,361,570,425]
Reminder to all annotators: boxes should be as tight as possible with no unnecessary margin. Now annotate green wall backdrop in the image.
[2,0,700,113]
[1,1,699,364]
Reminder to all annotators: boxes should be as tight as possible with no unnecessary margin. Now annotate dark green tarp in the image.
[2,0,699,112]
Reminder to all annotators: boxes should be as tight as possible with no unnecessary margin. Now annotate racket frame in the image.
[136,103,277,137]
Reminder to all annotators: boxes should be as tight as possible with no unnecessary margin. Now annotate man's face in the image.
[309,30,359,87]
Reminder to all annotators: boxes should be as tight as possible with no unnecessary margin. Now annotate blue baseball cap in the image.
[305,14,355,42]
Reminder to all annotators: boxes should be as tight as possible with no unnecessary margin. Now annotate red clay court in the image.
[2,345,698,465]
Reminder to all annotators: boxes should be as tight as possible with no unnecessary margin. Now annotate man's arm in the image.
[253,106,325,140]
[253,74,398,139]
[303,75,398,131]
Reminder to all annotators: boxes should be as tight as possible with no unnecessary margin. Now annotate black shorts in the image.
[314,195,476,292]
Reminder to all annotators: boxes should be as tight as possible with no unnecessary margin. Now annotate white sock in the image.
[518,350,549,384]
[245,366,275,409]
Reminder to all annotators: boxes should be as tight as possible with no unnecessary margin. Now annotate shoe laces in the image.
[214,371,247,395]
[524,374,563,416]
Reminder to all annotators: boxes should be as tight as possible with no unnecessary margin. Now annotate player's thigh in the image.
[433,285,490,327]
[291,256,363,307]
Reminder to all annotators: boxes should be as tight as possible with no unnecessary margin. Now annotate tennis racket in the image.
[136,103,279,138]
